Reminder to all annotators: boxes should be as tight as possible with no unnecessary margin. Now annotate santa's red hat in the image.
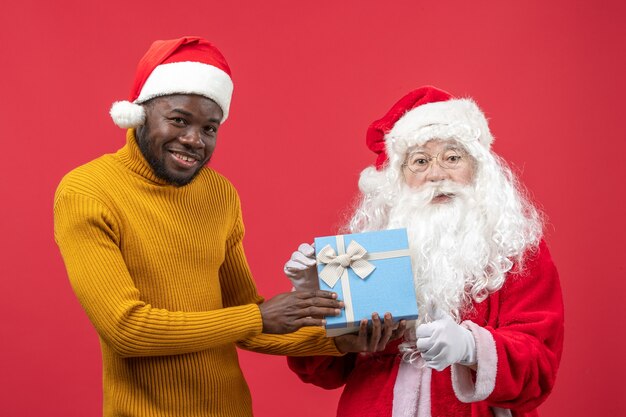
[366,86,494,170]
[110,37,233,128]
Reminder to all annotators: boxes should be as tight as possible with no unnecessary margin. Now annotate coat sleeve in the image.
[451,240,565,411]
[286,354,358,389]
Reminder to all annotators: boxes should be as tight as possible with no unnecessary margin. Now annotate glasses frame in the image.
[402,148,467,174]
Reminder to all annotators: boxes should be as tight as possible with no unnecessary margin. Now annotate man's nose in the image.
[179,129,204,148]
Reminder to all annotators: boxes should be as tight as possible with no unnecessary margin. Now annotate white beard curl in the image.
[347,150,543,326]
[387,181,496,324]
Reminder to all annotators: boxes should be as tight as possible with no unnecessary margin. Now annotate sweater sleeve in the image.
[54,191,263,358]
[217,205,265,308]
[237,327,342,356]
[217,202,342,357]
[451,240,564,410]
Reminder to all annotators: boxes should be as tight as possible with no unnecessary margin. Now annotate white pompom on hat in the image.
[109,100,146,128]
[110,36,234,128]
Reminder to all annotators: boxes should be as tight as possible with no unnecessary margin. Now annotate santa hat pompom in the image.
[110,101,146,128]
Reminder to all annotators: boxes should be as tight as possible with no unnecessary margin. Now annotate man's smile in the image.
[169,149,202,168]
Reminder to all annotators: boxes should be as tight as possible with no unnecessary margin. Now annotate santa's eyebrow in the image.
[433,142,464,152]
[407,141,465,154]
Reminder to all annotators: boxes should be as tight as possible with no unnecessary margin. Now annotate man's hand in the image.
[334,313,407,354]
[416,311,476,371]
[284,243,320,292]
[259,290,344,334]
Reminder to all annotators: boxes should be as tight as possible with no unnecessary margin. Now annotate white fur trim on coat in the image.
[392,360,432,417]
[386,99,493,160]
[451,320,498,402]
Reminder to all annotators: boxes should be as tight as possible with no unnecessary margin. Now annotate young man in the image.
[54,36,384,417]
[285,86,564,417]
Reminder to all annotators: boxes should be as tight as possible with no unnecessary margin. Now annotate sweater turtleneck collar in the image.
[115,129,172,186]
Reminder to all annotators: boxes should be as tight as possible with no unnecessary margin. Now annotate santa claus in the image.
[284,86,564,417]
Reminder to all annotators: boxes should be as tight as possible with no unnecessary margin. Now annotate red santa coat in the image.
[288,240,564,417]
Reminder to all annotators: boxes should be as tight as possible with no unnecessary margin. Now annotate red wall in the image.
[2,1,624,416]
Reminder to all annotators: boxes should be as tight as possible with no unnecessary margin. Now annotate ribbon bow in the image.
[317,241,376,288]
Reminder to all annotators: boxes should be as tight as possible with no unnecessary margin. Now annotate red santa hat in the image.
[110,36,233,128]
[366,86,494,170]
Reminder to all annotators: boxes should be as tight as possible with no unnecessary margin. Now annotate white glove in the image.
[283,243,320,292]
[416,311,476,371]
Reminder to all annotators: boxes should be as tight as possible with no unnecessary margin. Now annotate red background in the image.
[2,1,625,416]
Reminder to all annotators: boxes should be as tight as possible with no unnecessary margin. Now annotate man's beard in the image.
[136,127,207,187]
[387,181,491,325]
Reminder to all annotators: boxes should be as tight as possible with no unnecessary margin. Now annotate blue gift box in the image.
[315,228,418,336]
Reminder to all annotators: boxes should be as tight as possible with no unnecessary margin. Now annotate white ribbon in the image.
[317,240,376,288]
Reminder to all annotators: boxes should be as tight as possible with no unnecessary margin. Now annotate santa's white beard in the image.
[387,180,497,326]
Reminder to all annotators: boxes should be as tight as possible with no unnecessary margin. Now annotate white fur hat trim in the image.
[109,61,233,129]
[136,61,233,121]
[386,98,494,158]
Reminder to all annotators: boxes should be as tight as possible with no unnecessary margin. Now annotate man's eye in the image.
[204,125,217,134]
[414,158,429,165]
[446,155,462,163]
[172,118,187,125]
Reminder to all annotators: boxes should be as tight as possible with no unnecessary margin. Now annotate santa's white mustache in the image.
[414,181,471,202]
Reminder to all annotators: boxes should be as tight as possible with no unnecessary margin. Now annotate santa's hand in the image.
[416,311,476,371]
[283,243,320,292]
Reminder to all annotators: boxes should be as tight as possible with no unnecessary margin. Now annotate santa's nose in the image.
[425,162,448,182]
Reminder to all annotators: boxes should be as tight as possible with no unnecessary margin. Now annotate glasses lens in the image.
[440,149,463,169]
[406,153,431,172]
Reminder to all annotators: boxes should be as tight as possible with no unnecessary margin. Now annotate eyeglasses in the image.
[402,148,466,173]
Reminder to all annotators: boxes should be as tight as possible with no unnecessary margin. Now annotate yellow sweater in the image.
[54,130,340,417]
